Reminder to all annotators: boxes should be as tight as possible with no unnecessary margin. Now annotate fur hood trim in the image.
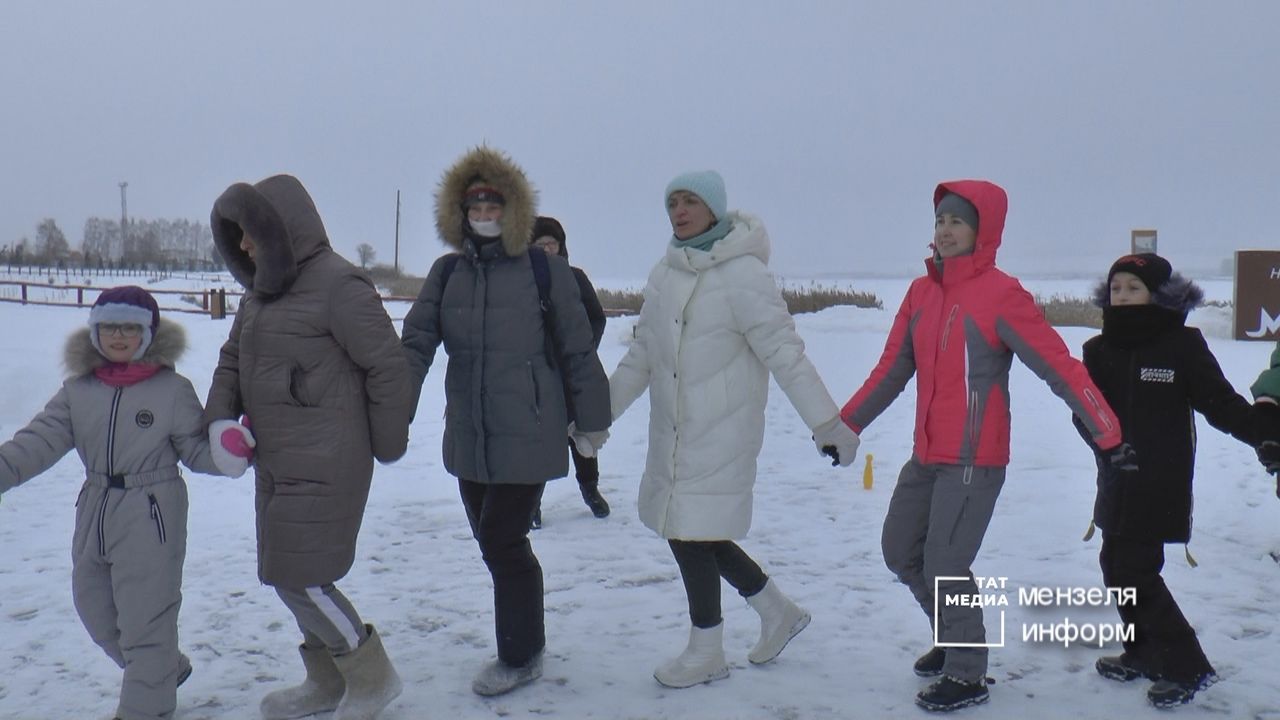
[64,317,187,376]
[434,146,537,257]
[211,175,331,299]
[1091,272,1204,313]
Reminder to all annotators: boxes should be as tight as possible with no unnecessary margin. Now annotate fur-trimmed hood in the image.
[1092,272,1204,314]
[211,175,332,300]
[434,146,537,257]
[64,317,187,376]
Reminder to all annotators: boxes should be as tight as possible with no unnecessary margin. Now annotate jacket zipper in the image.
[106,387,122,478]
[528,361,540,420]
[148,494,167,544]
[967,390,980,471]
[940,304,960,351]
[100,386,124,556]
[96,491,110,556]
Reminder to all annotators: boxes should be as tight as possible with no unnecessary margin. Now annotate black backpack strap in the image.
[528,249,562,370]
[440,253,461,293]
[528,248,551,312]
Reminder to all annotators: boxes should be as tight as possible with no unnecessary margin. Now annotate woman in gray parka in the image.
[401,146,611,697]
[206,175,412,720]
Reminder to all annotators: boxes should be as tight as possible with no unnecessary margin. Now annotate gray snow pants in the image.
[881,458,1006,683]
[72,472,188,720]
[274,584,368,654]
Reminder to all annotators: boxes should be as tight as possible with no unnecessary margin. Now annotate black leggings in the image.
[668,540,768,628]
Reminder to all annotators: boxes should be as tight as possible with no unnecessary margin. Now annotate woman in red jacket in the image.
[838,180,1126,713]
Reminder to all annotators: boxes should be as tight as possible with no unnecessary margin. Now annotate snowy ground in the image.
[1,273,1278,720]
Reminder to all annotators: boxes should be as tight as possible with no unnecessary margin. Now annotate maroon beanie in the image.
[88,285,161,360]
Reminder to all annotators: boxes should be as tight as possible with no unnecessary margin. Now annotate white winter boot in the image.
[745,579,811,664]
[653,623,730,688]
[332,625,403,720]
[260,643,345,720]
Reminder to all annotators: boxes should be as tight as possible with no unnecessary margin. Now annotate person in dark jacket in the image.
[207,175,412,720]
[528,215,611,526]
[1076,253,1279,708]
[401,147,611,697]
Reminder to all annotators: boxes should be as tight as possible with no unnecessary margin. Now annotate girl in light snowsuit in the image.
[0,286,251,720]
[609,170,861,689]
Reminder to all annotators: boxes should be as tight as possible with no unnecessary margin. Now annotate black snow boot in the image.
[1095,653,1158,682]
[530,505,542,531]
[915,675,989,713]
[580,484,610,518]
[914,647,946,677]
[1146,672,1218,708]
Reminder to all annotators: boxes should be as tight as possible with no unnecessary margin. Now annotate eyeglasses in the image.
[98,323,143,338]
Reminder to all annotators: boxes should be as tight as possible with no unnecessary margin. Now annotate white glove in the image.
[812,415,860,468]
[209,419,256,478]
[568,422,610,458]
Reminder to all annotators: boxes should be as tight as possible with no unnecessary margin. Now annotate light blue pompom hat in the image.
[664,170,732,250]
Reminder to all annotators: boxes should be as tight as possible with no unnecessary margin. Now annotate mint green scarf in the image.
[671,216,733,252]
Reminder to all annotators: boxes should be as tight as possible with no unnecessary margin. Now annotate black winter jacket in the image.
[1077,275,1267,542]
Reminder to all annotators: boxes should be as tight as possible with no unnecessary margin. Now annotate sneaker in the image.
[581,486,610,518]
[1095,654,1158,682]
[915,675,990,713]
[530,506,542,530]
[1146,672,1218,708]
[914,647,946,677]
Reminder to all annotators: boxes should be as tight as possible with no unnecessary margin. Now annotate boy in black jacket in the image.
[1075,254,1278,707]
[528,215,611,526]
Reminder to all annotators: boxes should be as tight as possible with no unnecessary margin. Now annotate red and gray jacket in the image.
[840,180,1122,466]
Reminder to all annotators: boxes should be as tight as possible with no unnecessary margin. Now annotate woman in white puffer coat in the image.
[609,170,862,689]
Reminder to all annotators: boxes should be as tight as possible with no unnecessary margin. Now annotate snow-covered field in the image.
[1,272,1277,720]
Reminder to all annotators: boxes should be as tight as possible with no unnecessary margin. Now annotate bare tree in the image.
[36,218,70,265]
[356,243,376,269]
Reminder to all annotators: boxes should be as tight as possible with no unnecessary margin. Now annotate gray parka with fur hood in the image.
[401,147,610,484]
[0,319,217,494]
[206,174,411,588]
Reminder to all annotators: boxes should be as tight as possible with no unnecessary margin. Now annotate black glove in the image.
[1107,443,1139,473]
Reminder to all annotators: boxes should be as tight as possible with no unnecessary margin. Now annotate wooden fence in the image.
[0,279,631,321]
[0,280,422,319]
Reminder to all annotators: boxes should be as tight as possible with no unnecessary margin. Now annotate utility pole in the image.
[119,181,129,262]
[394,189,401,275]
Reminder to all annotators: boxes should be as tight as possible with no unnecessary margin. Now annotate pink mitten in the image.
[221,426,255,458]
[209,419,255,478]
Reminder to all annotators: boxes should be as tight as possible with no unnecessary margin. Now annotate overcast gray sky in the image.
[3,1,1277,282]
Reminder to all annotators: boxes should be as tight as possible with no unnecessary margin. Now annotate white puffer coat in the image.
[609,212,839,540]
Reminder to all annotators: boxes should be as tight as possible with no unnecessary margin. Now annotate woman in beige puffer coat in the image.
[207,174,411,720]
